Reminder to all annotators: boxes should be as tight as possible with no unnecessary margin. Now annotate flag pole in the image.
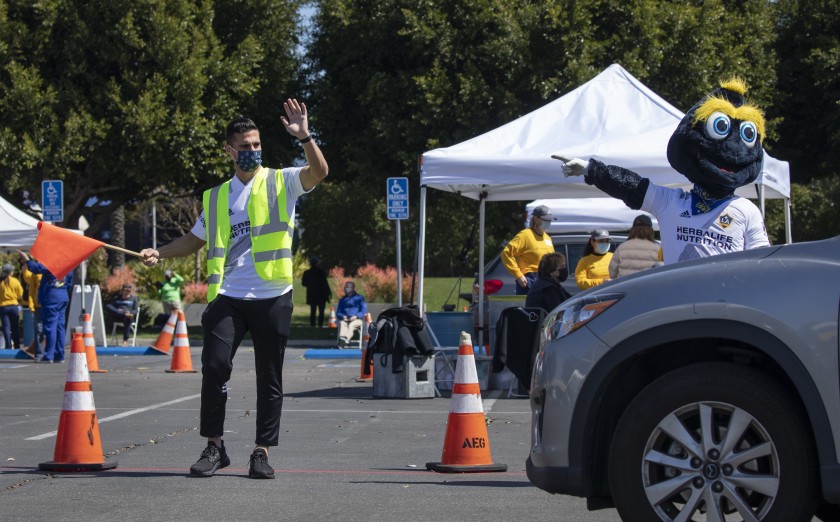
[100,243,144,258]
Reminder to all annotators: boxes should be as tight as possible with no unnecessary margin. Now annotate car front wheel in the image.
[609,362,818,522]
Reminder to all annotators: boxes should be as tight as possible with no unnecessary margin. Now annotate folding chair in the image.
[111,305,141,346]
[336,319,364,349]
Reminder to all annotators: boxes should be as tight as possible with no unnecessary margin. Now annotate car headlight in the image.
[546,293,624,342]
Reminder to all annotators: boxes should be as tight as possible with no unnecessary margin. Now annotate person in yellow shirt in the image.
[0,263,24,350]
[575,230,614,291]
[501,205,555,295]
[18,254,43,355]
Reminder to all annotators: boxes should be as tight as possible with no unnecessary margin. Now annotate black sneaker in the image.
[189,441,230,477]
[248,448,275,479]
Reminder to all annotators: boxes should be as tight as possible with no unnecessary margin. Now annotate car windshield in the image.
[565,243,587,272]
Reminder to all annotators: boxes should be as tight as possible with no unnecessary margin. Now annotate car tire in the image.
[608,362,818,522]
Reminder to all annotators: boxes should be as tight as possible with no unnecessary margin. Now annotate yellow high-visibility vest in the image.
[203,167,293,302]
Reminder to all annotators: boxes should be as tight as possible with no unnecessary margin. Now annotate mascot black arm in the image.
[584,159,650,210]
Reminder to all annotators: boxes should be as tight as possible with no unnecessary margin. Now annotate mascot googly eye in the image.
[557,78,770,264]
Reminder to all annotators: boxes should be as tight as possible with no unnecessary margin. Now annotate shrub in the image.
[184,282,208,304]
[103,265,136,296]
[330,264,412,303]
[328,266,346,300]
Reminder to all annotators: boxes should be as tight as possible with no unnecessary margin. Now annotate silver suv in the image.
[527,236,840,521]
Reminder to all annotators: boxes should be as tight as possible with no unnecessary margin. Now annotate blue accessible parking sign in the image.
[41,180,64,223]
[387,177,408,220]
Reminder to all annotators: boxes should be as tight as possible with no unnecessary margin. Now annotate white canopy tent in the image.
[418,64,792,332]
[0,195,41,248]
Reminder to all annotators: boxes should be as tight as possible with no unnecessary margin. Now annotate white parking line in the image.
[25,393,201,441]
[483,389,502,411]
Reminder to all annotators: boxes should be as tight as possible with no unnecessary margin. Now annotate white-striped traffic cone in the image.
[426,331,507,473]
[38,331,117,471]
[151,310,178,354]
[165,311,196,373]
[82,314,107,373]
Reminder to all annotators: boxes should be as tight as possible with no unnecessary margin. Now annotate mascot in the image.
[557,79,770,264]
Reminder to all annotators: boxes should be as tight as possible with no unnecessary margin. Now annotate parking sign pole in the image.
[396,220,402,307]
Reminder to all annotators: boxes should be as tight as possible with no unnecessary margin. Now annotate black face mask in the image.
[557,268,569,282]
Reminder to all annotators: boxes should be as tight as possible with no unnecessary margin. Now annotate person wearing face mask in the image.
[335,281,367,348]
[575,230,614,290]
[139,98,328,480]
[501,205,555,295]
[525,253,571,313]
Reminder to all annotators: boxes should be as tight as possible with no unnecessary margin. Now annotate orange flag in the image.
[31,222,104,280]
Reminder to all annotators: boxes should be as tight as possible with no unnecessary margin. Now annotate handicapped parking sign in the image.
[387,177,408,220]
[41,180,64,223]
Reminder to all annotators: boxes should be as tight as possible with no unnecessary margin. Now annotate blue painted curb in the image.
[0,347,168,358]
[0,349,36,360]
[303,348,362,359]
[96,346,167,356]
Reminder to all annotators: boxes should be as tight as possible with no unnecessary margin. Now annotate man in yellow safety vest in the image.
[140,98,328,479]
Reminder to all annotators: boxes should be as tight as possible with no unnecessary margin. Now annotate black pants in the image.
[309,302,326,327]
[200,293,293,446]
[110,312,133,340]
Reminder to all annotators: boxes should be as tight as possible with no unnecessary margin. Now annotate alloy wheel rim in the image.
[641,401,779,521]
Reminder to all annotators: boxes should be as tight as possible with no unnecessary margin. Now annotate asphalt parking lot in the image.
[0,345,621,521]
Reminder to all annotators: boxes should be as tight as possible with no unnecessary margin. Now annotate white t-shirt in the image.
[191,166,307,299]
[641,184,770,265]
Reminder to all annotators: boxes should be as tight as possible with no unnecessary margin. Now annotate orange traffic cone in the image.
[82,314,107,373]
[38,332,117,471]
[426,331,507,473]
[356,313,373,382]
[327,306,337,329]
[166,311,196,373]
[151,310,178,354]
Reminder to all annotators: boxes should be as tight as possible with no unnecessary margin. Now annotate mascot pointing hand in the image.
[558,79,770,264]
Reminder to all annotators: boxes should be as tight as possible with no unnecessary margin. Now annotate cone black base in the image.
[426,461,508,473]
[39,459,118,472]
[165,369,197,373]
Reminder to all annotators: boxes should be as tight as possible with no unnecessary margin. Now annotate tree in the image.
[773,0,840,184]
[0,0,303,243]
[303,0,785,275]
[305,0,546,275]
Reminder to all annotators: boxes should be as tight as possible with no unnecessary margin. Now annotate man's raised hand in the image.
[551,154,590,177]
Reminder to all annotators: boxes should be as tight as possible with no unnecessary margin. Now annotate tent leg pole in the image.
[477,198,486,349]
[417,185,427,317]
[785,197,792,244]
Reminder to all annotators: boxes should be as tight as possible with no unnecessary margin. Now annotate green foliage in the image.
[138,296,164,327]
[772,0,840,183]
[0,0,303,238]
[292,247,310,279]
[85,249,110,288]
[763,176,840,243]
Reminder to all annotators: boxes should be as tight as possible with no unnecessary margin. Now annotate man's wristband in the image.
[298,134,312,144]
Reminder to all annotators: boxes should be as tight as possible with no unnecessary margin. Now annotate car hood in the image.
[558,235,840,343]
